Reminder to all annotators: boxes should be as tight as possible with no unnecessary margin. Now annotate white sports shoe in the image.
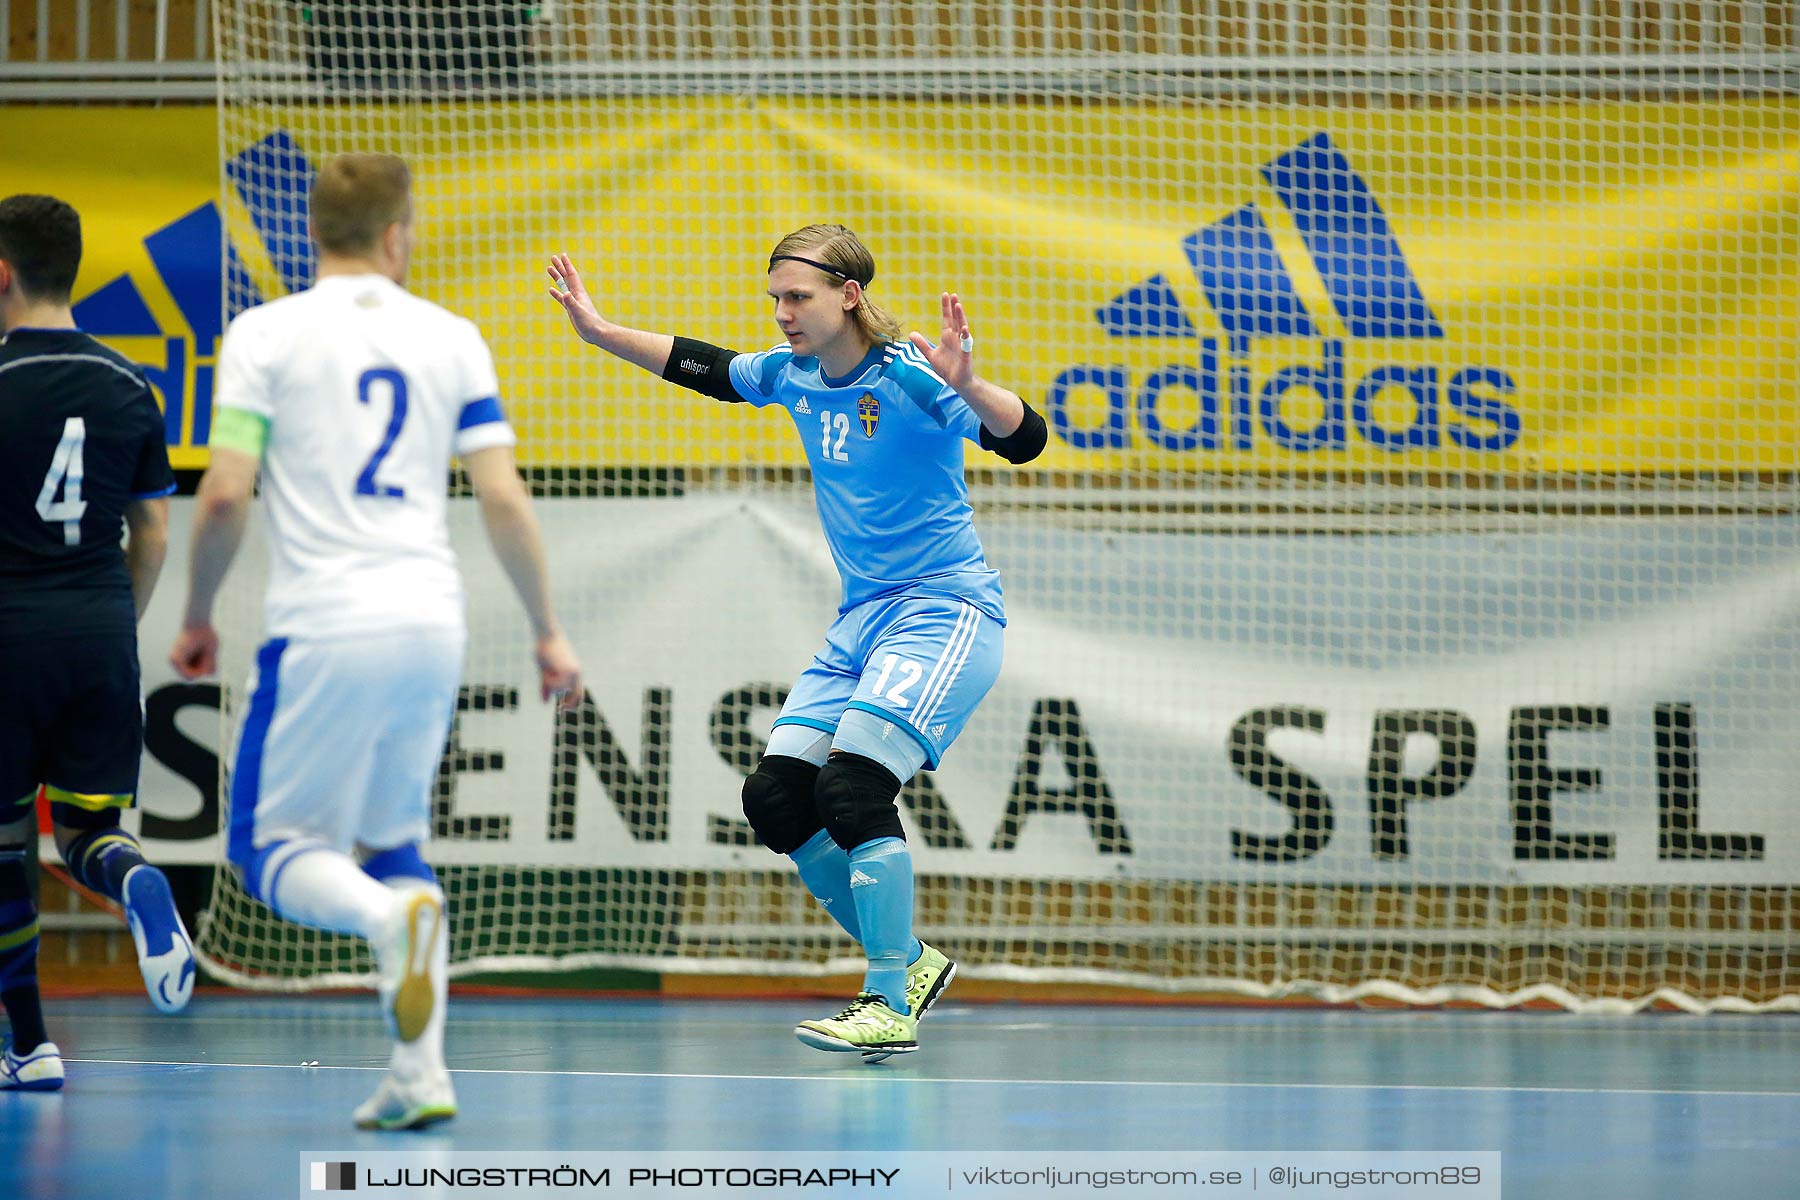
[0,1039,64,1091]
[353,1069,457,1131]
[123,864,196,1014]
[373,888,443,1044]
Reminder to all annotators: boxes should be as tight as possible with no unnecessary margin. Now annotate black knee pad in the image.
[740,754,824,855]
[815,752,905,852]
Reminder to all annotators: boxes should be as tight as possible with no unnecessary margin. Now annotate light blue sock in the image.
[848,837,923,1014]
[790,830,860,942]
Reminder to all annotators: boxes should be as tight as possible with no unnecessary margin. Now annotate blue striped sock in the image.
[0,849,47,1050]
[62,827,146,903]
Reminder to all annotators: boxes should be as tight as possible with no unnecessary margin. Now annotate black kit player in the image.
[0,194,197,1092]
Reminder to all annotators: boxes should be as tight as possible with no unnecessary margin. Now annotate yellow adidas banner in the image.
[5,103,1795,472]
[0,112,227,470]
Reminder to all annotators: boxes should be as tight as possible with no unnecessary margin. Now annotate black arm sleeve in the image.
[661,335,744,403]
[978,400,1049,465]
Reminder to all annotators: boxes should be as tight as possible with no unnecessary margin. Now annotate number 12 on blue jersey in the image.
[819,410,850,463]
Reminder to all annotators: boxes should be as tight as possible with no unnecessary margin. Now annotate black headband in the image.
[769,253,871,287]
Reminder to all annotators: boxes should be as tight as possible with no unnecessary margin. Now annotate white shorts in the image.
[227,628,464,866]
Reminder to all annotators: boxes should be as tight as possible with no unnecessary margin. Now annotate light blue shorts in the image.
[773,593,1003,771]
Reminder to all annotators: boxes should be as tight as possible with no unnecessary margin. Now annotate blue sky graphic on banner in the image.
[73,132,313,460]
[1096,133,1442,342]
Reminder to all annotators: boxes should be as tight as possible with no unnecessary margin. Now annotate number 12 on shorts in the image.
[868,653,922,708]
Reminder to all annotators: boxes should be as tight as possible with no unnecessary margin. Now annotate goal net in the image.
[204,0,1800,1012]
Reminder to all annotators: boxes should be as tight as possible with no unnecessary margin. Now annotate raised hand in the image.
[546,253,609,346]
[907,292,976,391]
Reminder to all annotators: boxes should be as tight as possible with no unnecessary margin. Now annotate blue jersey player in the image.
[548,225,1046,1059]
[0,195,196,1092]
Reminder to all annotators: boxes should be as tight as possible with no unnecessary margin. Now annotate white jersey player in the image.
[172,153,581,1131]
[208,276,512,641]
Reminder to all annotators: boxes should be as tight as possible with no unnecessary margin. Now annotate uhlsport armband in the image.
[662,336,743,403]
[979,400,1048,464]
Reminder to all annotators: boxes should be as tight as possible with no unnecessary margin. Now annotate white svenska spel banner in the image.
[134,497,1800,884]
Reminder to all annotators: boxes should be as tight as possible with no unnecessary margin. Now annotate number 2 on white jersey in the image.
[356,368,409,498]
[818,410,850,463]
[36,417,87,545]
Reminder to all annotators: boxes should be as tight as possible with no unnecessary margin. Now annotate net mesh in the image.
[205,0,1800,1011]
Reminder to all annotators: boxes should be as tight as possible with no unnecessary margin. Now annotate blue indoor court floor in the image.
[1,995,1795,1199]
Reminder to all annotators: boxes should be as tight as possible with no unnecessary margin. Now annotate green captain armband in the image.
[210,407,270,458]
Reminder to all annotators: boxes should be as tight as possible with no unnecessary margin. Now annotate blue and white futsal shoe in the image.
[0,1038,64,1091]
[123,864,197,1013]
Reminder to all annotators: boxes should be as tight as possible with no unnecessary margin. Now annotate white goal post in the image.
[202,0,1800,1012]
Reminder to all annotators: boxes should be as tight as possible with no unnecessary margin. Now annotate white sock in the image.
[266,847,399,940]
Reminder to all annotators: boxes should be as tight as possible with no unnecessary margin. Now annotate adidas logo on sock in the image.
[848,869,877,888]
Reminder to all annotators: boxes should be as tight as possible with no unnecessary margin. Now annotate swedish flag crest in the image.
[857,392,880,438]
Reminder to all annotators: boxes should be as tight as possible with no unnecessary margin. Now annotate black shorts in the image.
[0,631,143,820]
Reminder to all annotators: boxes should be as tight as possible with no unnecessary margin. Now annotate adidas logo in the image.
[794,396,812,414]
[848,869,878,888]
[1050,131,1520,457]
[930,724,948,739]
[75,131,315,469]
